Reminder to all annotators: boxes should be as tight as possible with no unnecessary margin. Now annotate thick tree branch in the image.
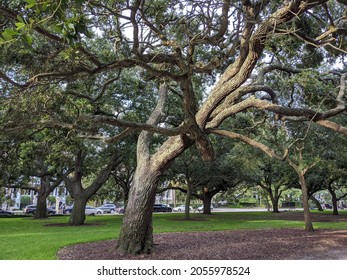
[210,129,284,160]
[196,0,327,129]
[137,82,168,161]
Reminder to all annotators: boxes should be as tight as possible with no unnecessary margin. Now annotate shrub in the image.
[20,195,31,208]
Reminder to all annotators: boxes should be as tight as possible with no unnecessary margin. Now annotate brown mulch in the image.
[57,212,347,260]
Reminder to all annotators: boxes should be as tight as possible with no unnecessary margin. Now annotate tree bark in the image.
[184,182,192,220]
[68,188,89,226]
[266,187,280,213]
[122,185,130,208]
[310,196,323,211]
[116,83,189,255]
[328,186,339,215]
[259,185,281,213]
[34,181,48,219]
[64,150,120,225]
[270,195,280,213]
[35,176,62,219]
[116,165,159,255]
[298,171,314,231]
[202,189,213,215]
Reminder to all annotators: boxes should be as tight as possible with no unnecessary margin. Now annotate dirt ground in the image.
[57,212,347,260]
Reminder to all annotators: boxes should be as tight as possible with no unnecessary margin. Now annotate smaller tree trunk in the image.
[269,192,280,213]
[68,193,88,226]
[298,171,314,231]
[262,191,271,212]
[184,183,192,220]
[310,196,323,211]
[202,189,213,214]
[272,198,280,213]
[35,187,48,219]
[122,186,130,209]
[34,177,52,219]
[328,186,339,215]
[331,193,339,216]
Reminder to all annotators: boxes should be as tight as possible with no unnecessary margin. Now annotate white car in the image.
[85,206,103,215]
[197,205,213,212]
[99,204,117,213]
[172,205,193,212]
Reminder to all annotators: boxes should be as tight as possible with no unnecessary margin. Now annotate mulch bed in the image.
[57,212,347,260]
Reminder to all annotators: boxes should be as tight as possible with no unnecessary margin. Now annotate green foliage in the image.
[47,195,56,205]
[288,70,335,108]
[0,188,6,204]
[20,195,31,207]
[239,197,257,204]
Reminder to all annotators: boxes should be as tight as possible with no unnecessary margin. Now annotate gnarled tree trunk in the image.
[35,176,62,219]
[116,163,159,254]
[68,182,90,226]
[116,83,189,254]
[35,178,49,219]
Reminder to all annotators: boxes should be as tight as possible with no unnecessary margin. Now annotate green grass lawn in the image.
[0,211,346,260]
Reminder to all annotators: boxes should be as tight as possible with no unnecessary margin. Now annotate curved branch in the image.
[0,71,26,88]
[210,85,278,125]
[210,129,283,160]
[86,114,191,136]
[77,128,133,144]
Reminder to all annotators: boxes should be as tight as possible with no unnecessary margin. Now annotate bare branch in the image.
[315,120,347,136]
[77,128,133,144]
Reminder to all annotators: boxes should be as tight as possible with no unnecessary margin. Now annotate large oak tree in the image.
[1,0,347,254]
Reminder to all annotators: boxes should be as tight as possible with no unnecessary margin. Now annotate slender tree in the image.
[254,159,297,213]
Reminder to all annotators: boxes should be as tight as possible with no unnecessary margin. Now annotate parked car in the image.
[0,209,14,216]
[64,205,74,214]
[99,204,117,213]
[85,206,103,215]
[321,203,333,210]
[172,205,193,212]
[23,205,55,215]
[116,207,125,214]
[153,204,172,212]
[196,205,213,212]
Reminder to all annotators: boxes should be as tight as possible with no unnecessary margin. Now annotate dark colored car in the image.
[99,204,117,213]
[322,203,333,209]
[64,205,74,214]
[24,205,56,215]
[153,204,172,213]
[0,209,13,216]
